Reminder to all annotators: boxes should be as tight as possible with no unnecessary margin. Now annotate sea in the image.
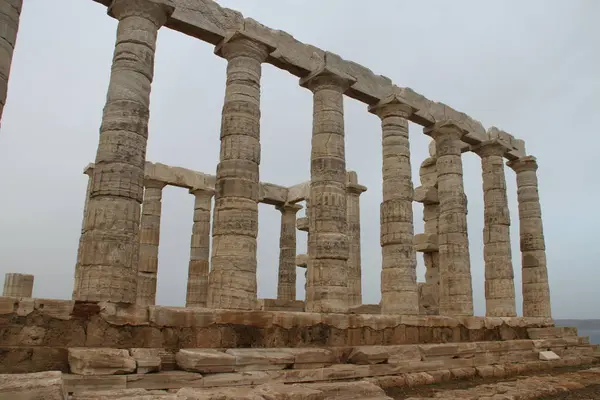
[555,319,600,344]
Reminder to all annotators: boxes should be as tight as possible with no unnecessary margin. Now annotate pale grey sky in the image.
[0,0,598,318]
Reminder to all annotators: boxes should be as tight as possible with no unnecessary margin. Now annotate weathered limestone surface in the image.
[74,0,174,303]
[68,348,136,376]
[0,371,66,400]
[346,172,366,307]
[369,93,418,315]
[137,180,167,306]
[301,66,355,314]
[508,156,552,318]
[3,272,33,297]
[207,32,272,310]
[130,348,161,374]
[424,121,473,316]
[176,349,234,373]
[0,0,22,125]
[276,204,302,302]
[473,139,517,317]
[186,188,214,308]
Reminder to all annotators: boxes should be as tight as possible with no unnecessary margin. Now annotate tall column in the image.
[73,0,174,303]
[424,121,473,316]
[208,32,273,310]
[369,94,419,315]
[507,156,551,318]
[300,66,355,313]
[3,273,33,297]
[346,171,366,307]
[72,164,95,299]
[137,179,166,306]
[474,140,516,317]
[276,204,302,301]
[186,187,214,308]
[0,0,23,125]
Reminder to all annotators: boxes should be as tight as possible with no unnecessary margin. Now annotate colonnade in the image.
[0,0,552,318]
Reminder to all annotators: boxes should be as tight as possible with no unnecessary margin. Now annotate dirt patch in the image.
[536,384,600,399]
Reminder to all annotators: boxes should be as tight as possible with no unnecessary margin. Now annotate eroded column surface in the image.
[369,96,419,315]
[3,273,33,297]
[346,171,366,307]
[186,188,214,308]
[72,165,95,299]
[300,67,355,313]
[0,0,23,125]
[508,156,551,318]
[73,0,174,303]
[137,179,166,306]
[424,121,473,316]
[208,32,272,310]
[276,204,302,302]
[474,140,516,317]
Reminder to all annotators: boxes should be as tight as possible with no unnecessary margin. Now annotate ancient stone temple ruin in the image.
[0,0,598,399]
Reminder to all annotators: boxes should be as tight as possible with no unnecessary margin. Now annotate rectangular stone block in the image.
[126,371,203,390]
[0,371,67,400]
[63,374,127,394]
[225,349,295,371]
[176,349,235,373]
[68,348,136,376]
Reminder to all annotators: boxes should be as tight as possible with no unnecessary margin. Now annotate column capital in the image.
[347,183,367,195]
[368,92,417,119]
[472,139,511,158]
[108,0,175,26]
[83,163,95,177]
[144,179,166,189]
[215,31,275,62]
[507,155,538,172]
[424,120,469,140]
[299,65,356,93]
[189,186,215,198]
[277,203,303,214]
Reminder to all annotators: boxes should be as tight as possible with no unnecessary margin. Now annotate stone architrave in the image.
[2,273,33,297]
[276,203,302,302]
[0,0,23,125]
[424,121,473,316]
[300,66,356,314]
[473,140,517,317]
[346,171,367,307]
[207,32,273,310]
[369,93,419,315]
[73,0,174,303]
[137,179,167,306]
[186,187,214,308]
[507,156,551,318]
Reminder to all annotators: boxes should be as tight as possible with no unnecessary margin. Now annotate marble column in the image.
[346,171,366,307]
[369,95,419,315]
[208,32,273,310]
[276,203,302,302]
[186,187,214,308]
[73,0,174,303]
[424,121,473,316]
[3,273,33,297]
[474,140,516,317]
[72,164,95,299]
[300,66,355,313]
[137,179,166,306]
[507,156,551,318]
[0,0,23,125]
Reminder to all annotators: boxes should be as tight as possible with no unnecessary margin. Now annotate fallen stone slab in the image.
[0,371,67,400]
[130,349,162,374]
[539,350,560,361]
[69,348,136,376]
[176,349,236,373]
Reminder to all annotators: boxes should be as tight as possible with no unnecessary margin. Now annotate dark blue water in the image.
[555,320,600,345]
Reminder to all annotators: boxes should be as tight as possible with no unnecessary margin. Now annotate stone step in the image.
[0,371,67,400]
[527,326,578,339]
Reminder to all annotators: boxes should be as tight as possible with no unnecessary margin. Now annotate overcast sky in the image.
[0,0,597,319]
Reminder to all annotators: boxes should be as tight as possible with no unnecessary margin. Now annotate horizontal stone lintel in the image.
[296,217,309,233]
[414,233,439,253]
[295,254,308,268]
[90,0,528,158]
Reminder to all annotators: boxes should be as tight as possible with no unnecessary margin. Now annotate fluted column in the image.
[3,273,33,297]
[72,164,95,299]
[186,187,214,308]
[474,140,516,317]
[424,121,473,316]
[369,94,419,315]
[73,0,174,303]
[346,171,367,307]
[276,204,302,301]
[207,32,273,310]
[507,156,551,317]
[136,179,166,306]
[300,66,355,313]
[0,0,23,125]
